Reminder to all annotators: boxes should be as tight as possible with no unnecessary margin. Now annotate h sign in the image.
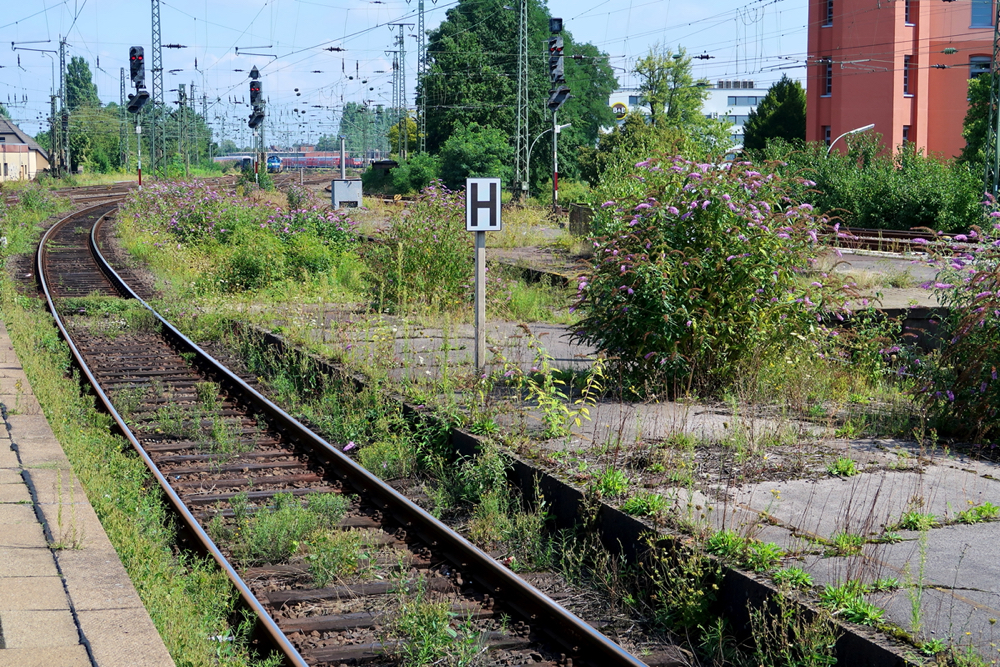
[465,178,502,231]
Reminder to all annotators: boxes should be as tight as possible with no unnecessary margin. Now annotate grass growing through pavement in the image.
[0,281,280,667]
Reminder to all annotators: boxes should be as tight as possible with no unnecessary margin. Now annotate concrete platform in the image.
[0,320,174,667]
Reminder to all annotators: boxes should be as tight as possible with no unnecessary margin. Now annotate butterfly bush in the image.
[911,193,1000,440]
[573,157,847,394]
[121,181,358,292]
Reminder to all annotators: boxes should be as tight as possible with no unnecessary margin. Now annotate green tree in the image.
[0,103,8,118]
[635,45,708,128]
[438,122,512,188]
[741,74,806,151]
[959,73,990,168]
[66,57,100,111]
[219,138,239,154]
[336,102,392,158]
[387,113,419,157]
[419,0,616,190]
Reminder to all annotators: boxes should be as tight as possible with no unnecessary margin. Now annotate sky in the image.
[0,0,808,146]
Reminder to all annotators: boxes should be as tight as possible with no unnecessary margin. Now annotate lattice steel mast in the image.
[513,0,529,198]
[151,0,164,177]
[120,68,128,169]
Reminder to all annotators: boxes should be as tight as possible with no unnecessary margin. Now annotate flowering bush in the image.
[120,181,358,293]
[572,156,845,395]
[913,199,1000,440]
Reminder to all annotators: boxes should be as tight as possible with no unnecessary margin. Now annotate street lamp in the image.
[826,123,875,157]
[525,122,571,200]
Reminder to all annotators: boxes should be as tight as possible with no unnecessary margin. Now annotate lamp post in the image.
[826,123,875,157]
[525,123,570,201]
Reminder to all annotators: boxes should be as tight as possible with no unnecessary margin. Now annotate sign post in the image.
[466,178,502,370]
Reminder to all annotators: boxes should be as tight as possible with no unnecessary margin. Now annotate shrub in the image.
[361,181,472,311]
[761,135,981,232]
[573,156,843,396]
[437,123,512,189]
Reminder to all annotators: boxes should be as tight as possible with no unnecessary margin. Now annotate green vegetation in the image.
[896,511,937,531]
[761,132,982,232]
[388,578,486,667]
[705,529,784,573]
[741,74,806,151]
[956,502,1000,524]
[0,282,278,666]
[772,566,813,590]
[826,456,859,477]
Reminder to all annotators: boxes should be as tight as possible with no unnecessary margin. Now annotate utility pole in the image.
[389,23,413,159]
[49,95,58,176]
[513,0,529,199]
[59,35,70,175]
[151,0,165,177]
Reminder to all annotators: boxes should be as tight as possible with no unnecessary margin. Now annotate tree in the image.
[438,122,512,188]
[959,73,990,168]
[419,0,616,189]
[66,57,100,111]
[387,114,419,157]
[635,45,708,128]
[741,74,806,151]
[219,138,239,155]
[0,103,8,118]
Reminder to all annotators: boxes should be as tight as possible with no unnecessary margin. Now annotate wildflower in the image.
[343,441,357,452]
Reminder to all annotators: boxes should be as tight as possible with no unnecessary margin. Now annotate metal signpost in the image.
[466,178,502,370]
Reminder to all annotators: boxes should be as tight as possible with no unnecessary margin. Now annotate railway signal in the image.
[548,36,565,84]
[126,89,150,114]
[250,80,262,107]
[129,46,145,87]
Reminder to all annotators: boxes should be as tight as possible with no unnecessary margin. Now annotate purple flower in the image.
[343,441,357,452]
[601,200,616,208]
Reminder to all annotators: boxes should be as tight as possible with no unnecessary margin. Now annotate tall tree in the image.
[0,102,8,118]
[66,57,100,110]
[741,74,806,151]
[959,73,990,168]
[634,45,708,127]
[419,0,616,187]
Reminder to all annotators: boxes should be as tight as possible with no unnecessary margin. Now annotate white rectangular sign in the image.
[465,178,502,232]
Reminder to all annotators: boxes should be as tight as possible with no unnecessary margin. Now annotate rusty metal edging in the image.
[36,205,309,667]
[86,213,649,666]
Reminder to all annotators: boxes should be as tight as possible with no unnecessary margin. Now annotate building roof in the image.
[0,118,49,161]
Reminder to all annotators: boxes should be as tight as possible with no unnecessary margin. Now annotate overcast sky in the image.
[0,0,807,143]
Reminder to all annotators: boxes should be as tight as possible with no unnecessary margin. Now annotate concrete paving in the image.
[0,319,174,667]
[254,248,1000,661]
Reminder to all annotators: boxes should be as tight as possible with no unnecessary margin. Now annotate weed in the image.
[871,577,901,592]
[897,511,937,531]
[826,456,859,477]
[154,402,197,440]
[829,531,865,556]
[594,467,629,497]
[920,638,946,656]
[620,492,668,518]
[388,577,487,667]
[840,597,885,626]
[772,566,814,590]
[648,545,722,632]
[818,580,867,611]
[745,540,784,572]
[705,529,745,561]
[956,501,999,524]
[750,590,839,667]
[305,529,371,587]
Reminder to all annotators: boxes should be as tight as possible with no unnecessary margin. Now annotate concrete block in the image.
[0,522,47,548]
[0,470,22,484]
[0,577,69,611]
[0,547,58,578]
[76,607,176,667]
[57,543,145,611]
[0,609,80,648]
[0,484,30,504]
[0,645,90,666]
[0,504,38,527]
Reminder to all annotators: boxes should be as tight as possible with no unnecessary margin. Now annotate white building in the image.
[0,119,51,182]
[608,80,772,146]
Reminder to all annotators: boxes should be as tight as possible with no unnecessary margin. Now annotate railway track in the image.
[830,225,978,253]
[37,202,657,667]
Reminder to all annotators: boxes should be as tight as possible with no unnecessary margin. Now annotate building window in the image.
[903,55,913,95]
[902,125,911,144]
[726,96,761,106]
[823,0,833,26]
[905,0,914,25]
[628,95,640,105]
[823,62,833,96]
[823,126,832,147]
[972,0,993,27]
[971,56,992,78]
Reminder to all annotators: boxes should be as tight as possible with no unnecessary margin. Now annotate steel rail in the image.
[38,204,309,667]
[38,203,650,667]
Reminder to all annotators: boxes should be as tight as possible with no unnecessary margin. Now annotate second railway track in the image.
[37,202,659,667]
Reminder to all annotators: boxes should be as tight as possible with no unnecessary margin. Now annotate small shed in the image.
[0,119,50,182]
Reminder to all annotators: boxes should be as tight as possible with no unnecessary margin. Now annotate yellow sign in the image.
[611,102,628,120]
